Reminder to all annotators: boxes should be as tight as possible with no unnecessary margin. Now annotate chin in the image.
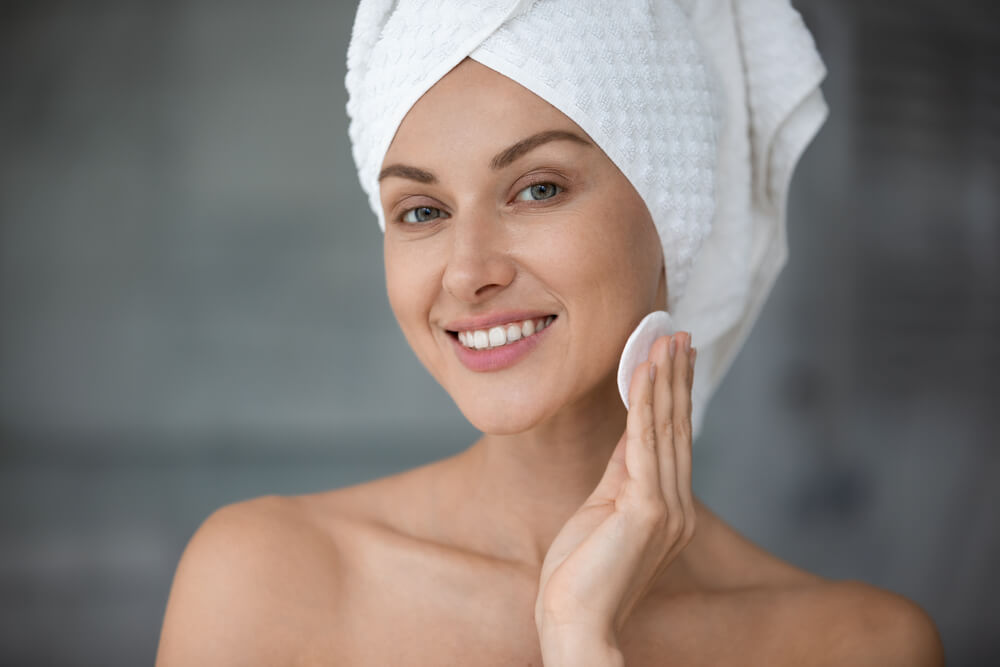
[452,393,554,435]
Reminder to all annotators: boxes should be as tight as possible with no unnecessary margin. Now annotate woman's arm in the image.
[538,630,625,667]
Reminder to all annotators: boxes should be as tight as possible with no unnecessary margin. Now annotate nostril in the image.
[474,283,504,297]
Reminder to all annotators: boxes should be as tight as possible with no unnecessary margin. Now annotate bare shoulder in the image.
[677,507,945,666]
[156,495,349,666]
[777,579,945,667]
[155,463,447,666]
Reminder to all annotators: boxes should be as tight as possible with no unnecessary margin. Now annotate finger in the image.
[652,335,681,514]
[624,359,660,496]
[672,334,695,525]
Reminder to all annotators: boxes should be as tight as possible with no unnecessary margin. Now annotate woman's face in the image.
[380,59,665,434]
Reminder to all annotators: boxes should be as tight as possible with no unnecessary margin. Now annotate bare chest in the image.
[259,512,802,666]
[282,584,783,667]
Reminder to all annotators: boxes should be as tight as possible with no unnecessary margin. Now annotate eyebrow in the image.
[377,129,592,183]
[377,164,436,184]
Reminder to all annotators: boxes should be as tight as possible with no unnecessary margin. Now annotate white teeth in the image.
[455,316,555,350]
[488,326,506,348]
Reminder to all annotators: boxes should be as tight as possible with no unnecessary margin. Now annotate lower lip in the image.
[449,321,554,372]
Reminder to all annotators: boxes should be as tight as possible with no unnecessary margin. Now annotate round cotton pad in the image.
[617,310,675,409]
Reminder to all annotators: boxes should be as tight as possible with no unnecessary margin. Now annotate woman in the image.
[157,0,944,664]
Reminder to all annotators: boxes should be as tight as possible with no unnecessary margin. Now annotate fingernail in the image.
[649,363,657,382]
[668,338,676,358]
[684,334,691,353]
[691,348,697,368]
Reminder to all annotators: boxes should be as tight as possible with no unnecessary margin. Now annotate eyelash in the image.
[396,180,565,225]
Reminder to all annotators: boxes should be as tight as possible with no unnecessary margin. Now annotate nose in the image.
[441,212,516,304]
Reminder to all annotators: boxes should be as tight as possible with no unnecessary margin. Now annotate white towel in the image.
[346,0,827,436]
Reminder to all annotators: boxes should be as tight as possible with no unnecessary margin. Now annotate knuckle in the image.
[683,517,697,543]
[640,423,658,449]
[642,374,655,405]
[635,499,668,529]
[674,417,692,440]
[665,512,683,537]
[678,503,696,541]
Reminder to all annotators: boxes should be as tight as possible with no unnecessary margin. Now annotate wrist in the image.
[539,628,624,667]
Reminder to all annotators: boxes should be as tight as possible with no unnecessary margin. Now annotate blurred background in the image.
[1,0,997,664]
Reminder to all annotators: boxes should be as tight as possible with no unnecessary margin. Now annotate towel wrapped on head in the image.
[346,0,827,436]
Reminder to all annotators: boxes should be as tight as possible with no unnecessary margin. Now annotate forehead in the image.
[383,59,588,166]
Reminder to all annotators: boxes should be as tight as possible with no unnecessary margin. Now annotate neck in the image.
[455,375,627,567]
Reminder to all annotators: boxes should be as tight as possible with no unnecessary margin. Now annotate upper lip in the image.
[442,310,557,332]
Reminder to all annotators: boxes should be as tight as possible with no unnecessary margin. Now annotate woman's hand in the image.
[535,332,697,666]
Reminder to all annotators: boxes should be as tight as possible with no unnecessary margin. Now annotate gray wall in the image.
[1,1,997,665]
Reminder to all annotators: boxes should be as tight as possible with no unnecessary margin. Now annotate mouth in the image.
[444,314,558,372]
[447,315,556,350]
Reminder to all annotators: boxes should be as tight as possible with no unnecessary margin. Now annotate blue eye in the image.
[401,206,445,224]
[515,182,562,202]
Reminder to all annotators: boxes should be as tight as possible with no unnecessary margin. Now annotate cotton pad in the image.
[617,311,675,409]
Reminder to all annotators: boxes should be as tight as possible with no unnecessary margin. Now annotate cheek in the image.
[384,245,406,317]
[384,240,436,340]
[536,201,661,312]
[516,201,662,385]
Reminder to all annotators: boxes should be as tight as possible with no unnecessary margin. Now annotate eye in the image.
[514,182,562,202]
[401,205,446,224]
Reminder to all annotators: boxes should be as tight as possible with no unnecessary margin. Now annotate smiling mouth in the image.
[448,315,556,350]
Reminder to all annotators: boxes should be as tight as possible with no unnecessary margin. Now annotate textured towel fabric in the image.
[346,0,827,437]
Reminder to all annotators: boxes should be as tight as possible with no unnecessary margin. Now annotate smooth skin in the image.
[156,60,944,666]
